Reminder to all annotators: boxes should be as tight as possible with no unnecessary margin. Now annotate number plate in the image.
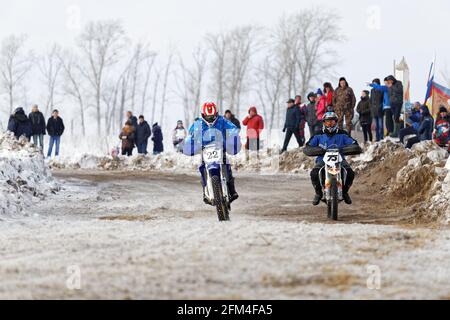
[203,144,223,164]
[324,151,342,166]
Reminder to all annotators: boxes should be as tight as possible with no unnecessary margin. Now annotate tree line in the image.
[0,7,344,137]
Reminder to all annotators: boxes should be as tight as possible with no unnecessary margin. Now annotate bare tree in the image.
[272,8,344,99]
[224,26,259,117]
[206,26,259,117]
[295,8,344,97]
[0,34,33,114]
[38,44,63,114]
[101,76,118,133]
[102,55,133,134]
[272,14,300,98]
[128,42,156,115]
[255,55,285,130]
[58,50,87,136]
[140,51,157,117]
[176,45,208,126]
[77,20,127,135]
[159,51,174,128]
[150,68,161,126]
[206,32,227,110]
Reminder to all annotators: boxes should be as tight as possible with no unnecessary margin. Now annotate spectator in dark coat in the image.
[224,110,241,129]
[151,122,164,155]
[135,115,151,155]
[119,120,135,156]
[46,109,65,158]
[7,107,32,140]
[126,111,138,129]
[294,95,307,146]
[405,106,434,149]
[356,90,373,143]
[399,102,421,144]
[369,79,385,141]
[305,92,318,137]
[281,99,303,154]
[369,77,393,135]
[386,75,404,137]
[29,104,46,150]
[333,77,356,134]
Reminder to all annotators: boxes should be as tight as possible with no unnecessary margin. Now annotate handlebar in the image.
[341,144,363,156]
[303,144,362,157]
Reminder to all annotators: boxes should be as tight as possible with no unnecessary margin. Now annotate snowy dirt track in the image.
[1,170,450,299]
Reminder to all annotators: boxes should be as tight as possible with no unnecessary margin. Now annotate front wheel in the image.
[327,178,339,221]
[211,175,230,221]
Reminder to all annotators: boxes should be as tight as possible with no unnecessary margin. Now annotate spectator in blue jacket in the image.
[135,115,151,155]
[7,107,32,140]
[369,77,393,135]
[151,122,164,155]
[399,102,421,144]
[405,106,434,149]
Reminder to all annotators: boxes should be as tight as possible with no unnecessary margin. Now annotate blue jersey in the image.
[183,116,241,156]
[370,84,390,110]
[307,132,357,163]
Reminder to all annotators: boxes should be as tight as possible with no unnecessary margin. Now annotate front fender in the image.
[206,162,221,177]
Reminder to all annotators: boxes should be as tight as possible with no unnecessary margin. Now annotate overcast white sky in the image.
[0,0,449,104]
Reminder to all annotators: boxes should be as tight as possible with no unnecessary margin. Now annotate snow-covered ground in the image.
[0,133,58,217]
[0,170,449,299]
[1,136,450,299]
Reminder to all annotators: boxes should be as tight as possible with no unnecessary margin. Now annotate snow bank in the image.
[352,140,450,224]
[49,147,316,174]
[49,152,200,172]
[421,156,450,224]
[0,133,58,216]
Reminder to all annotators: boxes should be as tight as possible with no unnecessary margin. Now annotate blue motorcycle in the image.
[202,142,231,221]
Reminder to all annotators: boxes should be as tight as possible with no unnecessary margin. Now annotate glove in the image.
[282,128,286,133]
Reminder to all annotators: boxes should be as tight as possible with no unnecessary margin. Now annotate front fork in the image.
[201,164,230,204]
[220,165,229,203]
[322,169,344,201]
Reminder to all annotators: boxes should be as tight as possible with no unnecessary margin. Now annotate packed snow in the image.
[1,170,449,299]
[0,133,58,216]
[1,134,450,298]
[48,148,316,174]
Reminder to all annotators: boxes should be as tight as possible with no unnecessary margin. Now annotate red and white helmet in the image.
[201,102,218,126]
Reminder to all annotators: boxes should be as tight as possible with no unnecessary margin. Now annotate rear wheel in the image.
[327,178,339,221]
[211,175,230,221]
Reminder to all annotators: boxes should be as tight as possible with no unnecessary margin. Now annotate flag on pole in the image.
[424,61,434,104]
[425,80,450,116]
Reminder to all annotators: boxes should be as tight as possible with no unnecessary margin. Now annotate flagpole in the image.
[424,55,436,105]
[431,53,436,113]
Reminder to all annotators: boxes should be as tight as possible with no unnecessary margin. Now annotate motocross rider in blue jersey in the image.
[183,102,241,204]
[303,112,362,205]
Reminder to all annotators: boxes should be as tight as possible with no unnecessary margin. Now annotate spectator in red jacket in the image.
[242,106,264,159]
[323,82,334,109]
[316,89,327,130]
